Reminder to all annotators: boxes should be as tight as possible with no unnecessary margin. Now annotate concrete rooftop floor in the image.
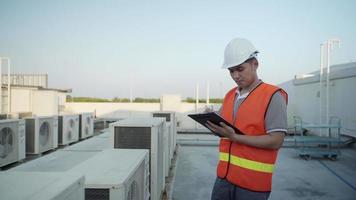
[172,134,356,200]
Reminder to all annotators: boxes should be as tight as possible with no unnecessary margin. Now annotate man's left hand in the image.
[206,121,236,139]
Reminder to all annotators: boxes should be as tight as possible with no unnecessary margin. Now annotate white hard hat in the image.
[221,38,259,69]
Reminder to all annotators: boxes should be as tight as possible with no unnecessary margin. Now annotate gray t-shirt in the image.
[219,89,287,134]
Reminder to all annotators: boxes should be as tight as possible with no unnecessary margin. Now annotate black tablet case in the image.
[188,112,243,137]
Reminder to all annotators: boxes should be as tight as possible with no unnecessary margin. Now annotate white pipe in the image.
[7,58,11,116]
[0,57,11,116]
[129,80,133,103]
[319,43,324,135]
[195,83,199,113]
[0,57,2,114]
[206,81,210,106]
[195,83,199,129]
[326,41,330,126]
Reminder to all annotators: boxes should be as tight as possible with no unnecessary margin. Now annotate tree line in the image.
[66,96,223,103]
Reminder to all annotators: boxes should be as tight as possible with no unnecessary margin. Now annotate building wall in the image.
[64,102,221,130]
[32,90,59,116]
[9,88,33,113]
[1,87,67,117]
[281,66,356,137]
[332,77,356,137]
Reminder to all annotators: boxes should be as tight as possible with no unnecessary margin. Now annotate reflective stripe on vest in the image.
[219,152,274,173]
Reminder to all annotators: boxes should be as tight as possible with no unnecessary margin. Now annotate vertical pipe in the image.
[319,43,324,136]
[129,80,133,103]
[45,74,48,88]
[195,83,199,113]
[219,81,223,99]
[195,83,199,129]
[206,81,210,106]
[326,41,330,126]
[0,57,2,114]
[7,58,11,116]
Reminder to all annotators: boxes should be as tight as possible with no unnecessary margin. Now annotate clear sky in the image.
[0,0,355,99]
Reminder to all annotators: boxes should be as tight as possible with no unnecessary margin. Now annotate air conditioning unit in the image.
[0,119,25,167]
[152,112,177,162]
[150,116,170,178]
[62,135,111,152]
[79,112,94,140]
[0,172,85,200]
[11,149,101,172]
[96,130,110,138]
[73,149,150,200]
[58,114,79,145]
[25,116,58,154]
[110,117,165,200]
[163,123,171,177]
[11,149,150,200]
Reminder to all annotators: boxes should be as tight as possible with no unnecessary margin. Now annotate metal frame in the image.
[293,116,341,160]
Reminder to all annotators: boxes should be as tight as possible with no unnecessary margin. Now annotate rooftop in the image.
[172,134,356,200]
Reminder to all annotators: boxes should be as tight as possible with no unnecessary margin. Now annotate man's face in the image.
[228,59,258,89]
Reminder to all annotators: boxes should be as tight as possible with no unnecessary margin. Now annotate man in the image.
[206,38,288,200]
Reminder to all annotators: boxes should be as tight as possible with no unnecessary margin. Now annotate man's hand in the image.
[206,121,236,139]
[206,121,285,149]
[204,106,214,113]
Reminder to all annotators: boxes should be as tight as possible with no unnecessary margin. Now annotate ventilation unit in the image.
[152,112,177,163]
[58,114,79,145]
[79,112,94,140]
[0,172,85,200]
[11,149,150,200]
[110,117,165,200]
[0,119,25,167]
[25,116,58,154]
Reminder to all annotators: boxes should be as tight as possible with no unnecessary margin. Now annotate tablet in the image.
[188,112,244,137]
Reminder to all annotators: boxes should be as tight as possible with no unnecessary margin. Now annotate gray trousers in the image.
[211,177,270,200]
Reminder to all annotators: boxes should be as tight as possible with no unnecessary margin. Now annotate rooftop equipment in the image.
[79,112,94,140]
[110,117,165,200]
[25,116,58,154]
[58,114,79,145]
[0,119,25,167]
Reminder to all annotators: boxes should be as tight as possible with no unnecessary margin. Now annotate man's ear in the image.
[252,58,259,70]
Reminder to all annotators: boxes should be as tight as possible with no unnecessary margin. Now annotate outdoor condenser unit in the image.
[73,149,150,200]
[163,122,171,177]
[58,114,79,145]
[11,149,149,200]
[61,135,111,152]
[0,172,85,200]
[79,112,94,140]
[152,112,177,163]
[0,119,26,167]
[25,116,58,154]
[110,117,166,200]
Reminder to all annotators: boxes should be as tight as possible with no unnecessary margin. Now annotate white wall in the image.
[279,80,297,127]
[65,102,221,131]
[10,88,33,113]
[64,102,160,117]
[331,77,356,137]
[32,90,59,116]
[3,87,67,117]
[283,75,356,137]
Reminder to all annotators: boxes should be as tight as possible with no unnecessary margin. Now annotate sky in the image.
[0,0,355,99]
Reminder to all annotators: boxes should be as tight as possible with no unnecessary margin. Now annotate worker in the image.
[206,38,288,200]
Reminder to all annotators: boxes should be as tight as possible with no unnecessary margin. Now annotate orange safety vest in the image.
[217,82,288,192]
